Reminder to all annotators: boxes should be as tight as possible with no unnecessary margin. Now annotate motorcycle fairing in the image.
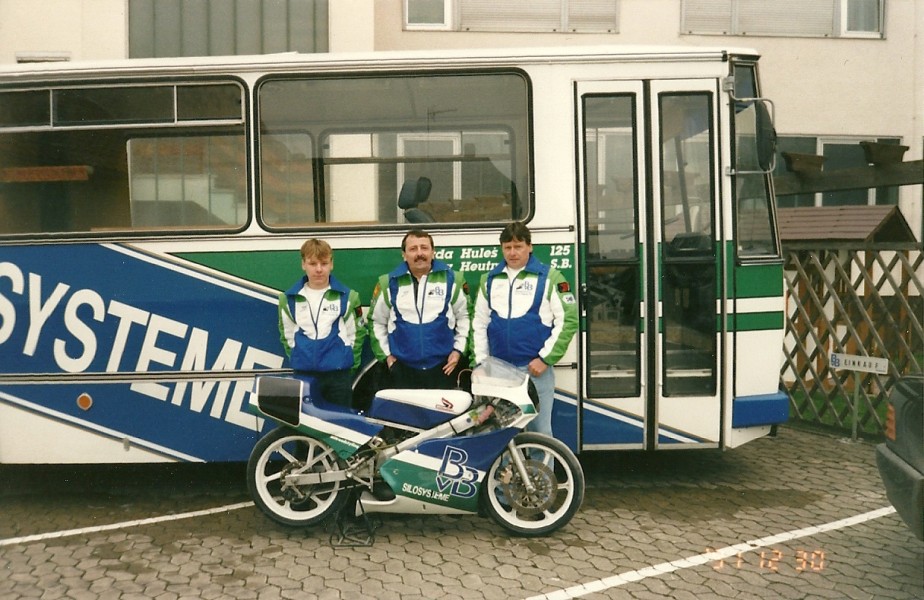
[294,399,384,458]
[368,388,473,429]
[379,427,519,512]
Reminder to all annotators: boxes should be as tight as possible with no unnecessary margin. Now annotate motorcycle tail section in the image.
[251,376,304,427]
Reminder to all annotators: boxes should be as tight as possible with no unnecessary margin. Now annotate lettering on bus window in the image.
[0,82,246,236]
[257,72,529,228]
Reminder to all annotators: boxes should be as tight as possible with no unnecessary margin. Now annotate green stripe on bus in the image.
[731,311,784,331]
[733,263,784,299]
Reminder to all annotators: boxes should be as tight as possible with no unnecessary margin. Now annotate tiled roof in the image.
[777,205,916,243]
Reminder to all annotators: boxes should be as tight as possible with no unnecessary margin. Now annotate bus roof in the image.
[0,44,761,80]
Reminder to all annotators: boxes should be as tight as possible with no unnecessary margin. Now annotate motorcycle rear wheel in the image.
[247,426,350,527]
[480,432,585,537]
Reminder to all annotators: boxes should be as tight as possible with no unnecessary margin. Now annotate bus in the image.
[0,45,786,463]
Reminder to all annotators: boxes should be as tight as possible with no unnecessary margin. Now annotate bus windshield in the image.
[732,63,779,258]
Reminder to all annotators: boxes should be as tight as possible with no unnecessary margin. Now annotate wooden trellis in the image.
[781,246,923,436]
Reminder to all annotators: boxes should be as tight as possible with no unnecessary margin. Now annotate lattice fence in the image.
[781,246,923,437]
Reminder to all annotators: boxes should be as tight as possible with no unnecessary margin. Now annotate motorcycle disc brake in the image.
[500,460,556,516]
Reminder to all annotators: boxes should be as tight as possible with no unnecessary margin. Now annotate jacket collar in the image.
[488,254,545,277]
[285,274,350,297]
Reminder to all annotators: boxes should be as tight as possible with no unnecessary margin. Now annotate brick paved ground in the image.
[1,425,921,599]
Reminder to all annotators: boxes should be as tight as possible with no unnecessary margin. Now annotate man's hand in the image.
[527,357,548,377]
[443,350,461,375]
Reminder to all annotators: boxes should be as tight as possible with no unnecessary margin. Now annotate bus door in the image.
[577,79,722,450]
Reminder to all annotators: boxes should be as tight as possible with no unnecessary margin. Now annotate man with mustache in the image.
[369,229,471,389]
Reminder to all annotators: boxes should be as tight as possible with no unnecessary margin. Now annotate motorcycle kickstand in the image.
[329,489,380,547]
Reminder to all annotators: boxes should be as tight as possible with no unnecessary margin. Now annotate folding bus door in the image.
[577,79,722,450]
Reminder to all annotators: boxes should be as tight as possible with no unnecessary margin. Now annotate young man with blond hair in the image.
[278,238,365,408]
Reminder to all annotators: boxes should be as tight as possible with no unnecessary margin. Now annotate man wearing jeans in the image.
[473,222,578,437]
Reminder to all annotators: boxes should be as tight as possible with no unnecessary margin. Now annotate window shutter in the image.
[567,0,619,32]
[681,0,734,34]
[737,0,834,36]
[461,0,562,32]
[129,0,328,58]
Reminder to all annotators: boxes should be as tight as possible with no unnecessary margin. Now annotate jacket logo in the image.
[516,280,535,293]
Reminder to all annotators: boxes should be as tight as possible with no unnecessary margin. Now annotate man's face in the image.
[302,255,333,289]
[501,238,532,270]
[403,235,435,278]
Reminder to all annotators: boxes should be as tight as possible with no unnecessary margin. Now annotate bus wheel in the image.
[479,432,585,537]
[247,427,350,527]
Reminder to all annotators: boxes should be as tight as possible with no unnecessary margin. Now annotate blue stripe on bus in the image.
[732,391,789,427]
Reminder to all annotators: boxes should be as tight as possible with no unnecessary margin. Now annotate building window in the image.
[841,0,882,37]
[406,0,453,29]
[681,0,883,39]
[406,0,619,33]
[774,136,900,208]
[129,0,329,58]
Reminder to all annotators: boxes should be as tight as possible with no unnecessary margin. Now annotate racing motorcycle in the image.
[246,357,585,537]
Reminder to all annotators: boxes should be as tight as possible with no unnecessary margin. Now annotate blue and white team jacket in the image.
[279,274,366,373]
[369,259,471,370]
[473,255,577,368]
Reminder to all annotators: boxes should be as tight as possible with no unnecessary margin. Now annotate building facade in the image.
[1,0,920,238]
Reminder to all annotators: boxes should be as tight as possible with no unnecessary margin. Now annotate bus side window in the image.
[0,83,246,236]
[257,73,529,228]
[260,133,315,226]
[128,135,246,229]
[0,129,130,234]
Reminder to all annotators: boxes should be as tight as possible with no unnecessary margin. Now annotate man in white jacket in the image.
[278,239,366,408]
[473,222,577,437]
[369,229,471,389]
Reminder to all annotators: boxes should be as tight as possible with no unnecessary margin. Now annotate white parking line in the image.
[525,506,897,600]
[0,501,254,547]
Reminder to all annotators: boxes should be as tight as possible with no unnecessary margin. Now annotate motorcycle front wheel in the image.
[480,432,585,537]
[247,426,350,527]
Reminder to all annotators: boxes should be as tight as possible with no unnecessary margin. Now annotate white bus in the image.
[0,45,786,463]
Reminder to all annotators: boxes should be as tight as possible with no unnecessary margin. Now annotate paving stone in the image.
[2,427,923,599]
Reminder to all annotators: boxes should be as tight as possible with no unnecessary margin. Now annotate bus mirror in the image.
[755,100,777,172]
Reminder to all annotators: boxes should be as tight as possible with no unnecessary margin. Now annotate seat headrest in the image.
[397,177,432,209]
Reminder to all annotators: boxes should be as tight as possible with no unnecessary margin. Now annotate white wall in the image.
[0,0,127,63]
[329,0,376,52]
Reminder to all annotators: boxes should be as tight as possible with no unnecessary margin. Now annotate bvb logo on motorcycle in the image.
[435,445,479,498]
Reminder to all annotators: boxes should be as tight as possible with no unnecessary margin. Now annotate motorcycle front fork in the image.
[506,439,537,493]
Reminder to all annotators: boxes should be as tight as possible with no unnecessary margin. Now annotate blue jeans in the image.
[518,365,555,437]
